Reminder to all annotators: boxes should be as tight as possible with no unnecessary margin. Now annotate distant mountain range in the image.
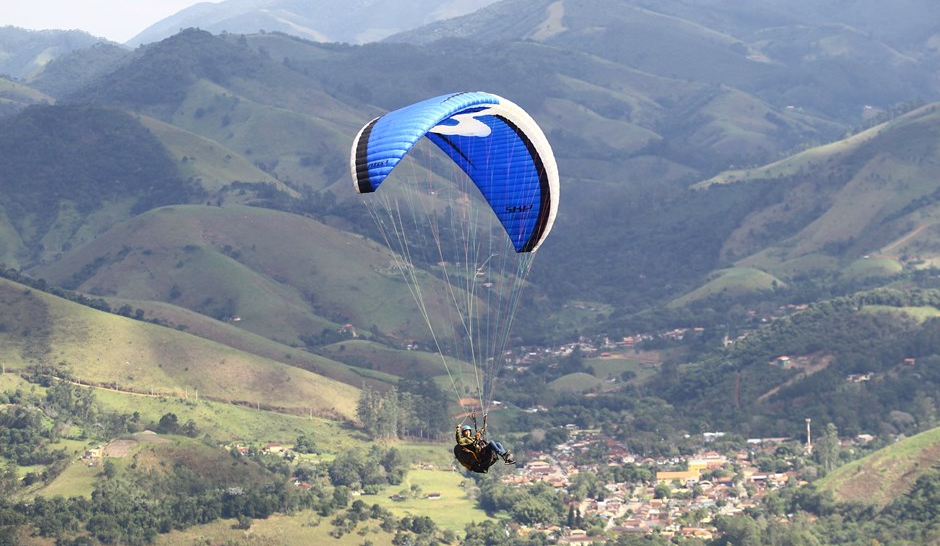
[126,0,502,46]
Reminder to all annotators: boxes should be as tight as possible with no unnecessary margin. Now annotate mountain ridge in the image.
[126,0,502,47]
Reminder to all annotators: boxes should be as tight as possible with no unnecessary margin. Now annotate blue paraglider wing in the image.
[351,92,558,252]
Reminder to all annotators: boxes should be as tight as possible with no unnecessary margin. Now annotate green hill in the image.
[94,297,399,390]
[136,114,293,197]
[693,103,940,285]
[319,339,461,380]
[0,275,360,420]
[817,426,940,509]
[548,372,603,394]
[0,103,197,265]
[30,204,465,349]
[69,29,361,192]
[669,267,786,307]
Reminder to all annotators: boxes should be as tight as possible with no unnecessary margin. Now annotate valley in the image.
[2,0,940,544]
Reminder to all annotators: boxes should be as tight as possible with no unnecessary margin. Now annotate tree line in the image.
[356,376,451,441]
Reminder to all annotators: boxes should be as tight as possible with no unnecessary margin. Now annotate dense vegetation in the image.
[710,471,940,546]
[0,368,425,545]
[662,289,940,436]
[0,104,202,261]
[489,288,940,458]
[356,376,452,441]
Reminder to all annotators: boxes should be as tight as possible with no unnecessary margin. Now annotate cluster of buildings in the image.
[501,428,800,543]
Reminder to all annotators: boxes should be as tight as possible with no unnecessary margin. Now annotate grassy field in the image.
[0,208,23,268]
[549,301,615,334]
[92,387,361,447]
[98,298,398,391]
[370,467,490,528]
[0,371,29,391]
[0,276,361,419]
[0,77,54,104]
[33,455,102,498]
[154,510,398,546]
[139,114,293,196]
[319,339,449,378]
[586,352,660,384]
[742,252,839,278]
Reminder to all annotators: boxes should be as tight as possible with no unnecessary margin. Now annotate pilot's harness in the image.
[457,413,487,465]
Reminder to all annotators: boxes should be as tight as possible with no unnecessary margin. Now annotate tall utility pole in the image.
[805,418,813,453]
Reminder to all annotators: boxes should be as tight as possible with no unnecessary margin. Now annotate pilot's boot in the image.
[502,451,516,465]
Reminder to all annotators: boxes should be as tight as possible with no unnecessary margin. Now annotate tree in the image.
[654,483,671,499]
[714,515,762,546]
[464,520,508,546]
[814,423,840,474]
[510,494,562,526]
[382,448,406,485]
[293,434,317,454]
[375,388,399,440]
[356,386,379,437]
[0,462,17,498]
[329,451,366,489]
[102,459,117,479]
[156,413,179,435]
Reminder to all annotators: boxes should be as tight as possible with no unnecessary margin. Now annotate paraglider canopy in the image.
[350,91,559,252]
[349,91,558,417]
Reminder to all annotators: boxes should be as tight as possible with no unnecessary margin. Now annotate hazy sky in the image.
[3,0,223,43]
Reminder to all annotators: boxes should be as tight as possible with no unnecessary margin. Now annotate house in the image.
[680,527,714,540]
[263,443,287,455]
[82,447,102,466]
[612,520,647,534]
[525,460,553,475]
[560,530,608,545]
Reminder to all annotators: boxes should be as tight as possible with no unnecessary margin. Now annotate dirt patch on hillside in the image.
[758,354,833,403]
[103,432,169,458]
